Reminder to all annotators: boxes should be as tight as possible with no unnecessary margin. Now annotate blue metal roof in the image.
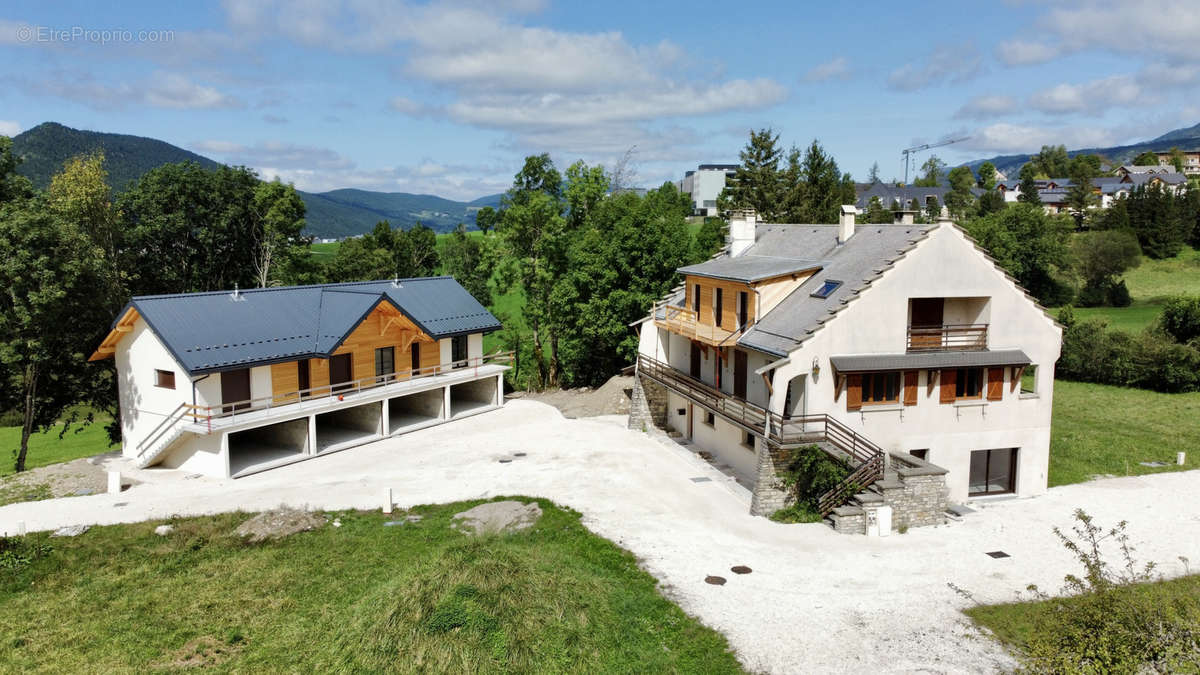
[123,277,501,375]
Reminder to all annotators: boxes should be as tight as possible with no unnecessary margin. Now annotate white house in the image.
[1155,150,1200,176]
[630,208,1062,532]
[678,164,738,216]
[90,278,508,478]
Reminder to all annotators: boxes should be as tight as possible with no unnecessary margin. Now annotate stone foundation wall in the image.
[879,453,949,529]
[750,443,795,516]
[627,375,668,431]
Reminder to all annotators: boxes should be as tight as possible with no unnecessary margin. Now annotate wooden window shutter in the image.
[987,367,1004,401]
[939,369,957,404]
[903,371,918,406]
[1010,366,1025,392]
[846,374,862,411]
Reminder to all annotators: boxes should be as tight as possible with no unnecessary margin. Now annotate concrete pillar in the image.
[443,386,451,420]
[107,470,122,495]
[380,400,389,436]
[383,487,393,514]
[495,374,504,406]
[308,415,318,455]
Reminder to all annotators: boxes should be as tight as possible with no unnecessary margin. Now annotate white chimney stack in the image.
[838,205,856,244]
[728,208,757,257]
[894,210,916,226]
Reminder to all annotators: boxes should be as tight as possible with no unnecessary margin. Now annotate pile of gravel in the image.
[234,507,326,542]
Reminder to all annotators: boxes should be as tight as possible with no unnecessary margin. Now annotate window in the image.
[297,359,311,397]
[704,411,715,426]
[714,288,723,327]
[955,368,984,399]
[743,430,755,448]
[375,347,395,381]
[862,372,900,405]
[411,343,421,375]
[909,449,929,461]
[154,369,175,389]
[692,283,700,313]
[451,335,468,368]
[1020,365,1038,395]
[737,291,749,328]
[810,279,843,299]
[969,448,1017,496]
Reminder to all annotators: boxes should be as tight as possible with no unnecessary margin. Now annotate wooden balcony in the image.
[653,302,743,347]
[906,324,988,352]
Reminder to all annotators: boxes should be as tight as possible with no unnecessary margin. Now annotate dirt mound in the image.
[451,501,542,536]
[517,374,633,418]
[157,635,243,669]
[234,507,326,542]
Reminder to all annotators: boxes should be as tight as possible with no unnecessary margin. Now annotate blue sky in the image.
[2,0,1198,199]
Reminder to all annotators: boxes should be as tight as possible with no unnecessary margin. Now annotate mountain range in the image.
[963,122,1200,176]
[8,122,503,238]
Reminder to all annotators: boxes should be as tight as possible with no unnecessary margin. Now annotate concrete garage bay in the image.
[3,400,1198,673]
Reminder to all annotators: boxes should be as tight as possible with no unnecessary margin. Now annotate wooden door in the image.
[330,353,353,392]
[733,350,747,400]
[689,342,701,379]
[910,298,945,349]
[220,368,251,413]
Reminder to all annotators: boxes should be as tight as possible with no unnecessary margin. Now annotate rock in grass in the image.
[235,508,326,543]
[52,524,90,537]
[451,501,542,536]
[154,525,174,536]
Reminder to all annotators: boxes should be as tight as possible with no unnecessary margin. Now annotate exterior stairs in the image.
[134,425,189,469]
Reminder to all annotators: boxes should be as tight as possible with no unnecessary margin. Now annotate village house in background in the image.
[996,169,1189,214]
[630,207,1062,533]
[1154,149,1200,176]
[90,278,507,478]
[677,164,738,216]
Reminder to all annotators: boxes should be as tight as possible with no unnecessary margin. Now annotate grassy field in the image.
[0,420,112,478]
[1049,379,1200,486]
[966,574,1200,671]
[310,241,339,263]
[0,499,742,673]
[1068,244,1200,333]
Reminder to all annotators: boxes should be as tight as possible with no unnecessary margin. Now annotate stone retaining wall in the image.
[627,375,668,431]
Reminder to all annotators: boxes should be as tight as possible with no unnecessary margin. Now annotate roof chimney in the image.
[894,209,916,226]
[727,208,758,257]
[838,205,856,244]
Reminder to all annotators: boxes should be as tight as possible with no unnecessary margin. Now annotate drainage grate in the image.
[1138,461,1167,467]
[690,477,712,483]
[985,550,1010,559]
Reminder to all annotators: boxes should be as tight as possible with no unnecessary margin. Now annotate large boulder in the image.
[451,501,542,536]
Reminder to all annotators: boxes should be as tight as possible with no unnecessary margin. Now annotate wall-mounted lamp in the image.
[811,357,821,380]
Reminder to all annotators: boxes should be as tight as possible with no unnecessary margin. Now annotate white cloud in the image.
[27,70,242,110]
[388,96,439,116]
[1040,2,1200,62]
[953,95,1018,120]
[1139,62,1200,88]
[995,40,1059,66]
[191,139,246,154]
[960,123,1120,155]
[887,43,982,91]
[0,120,21,136]
[802,57,851,83]
[1028,74,1144,115]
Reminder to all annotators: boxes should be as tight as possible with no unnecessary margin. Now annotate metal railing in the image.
[906,323,988,351]
[636,354,767,433]
[136,351,513,457]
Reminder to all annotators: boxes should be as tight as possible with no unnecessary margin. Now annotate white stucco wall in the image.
[439,337,453,364]
[114,317,191,456]
[468,333,483,360]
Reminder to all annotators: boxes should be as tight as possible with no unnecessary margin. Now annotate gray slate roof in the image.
[736,223,935,357]
[678,255,823,283]
[830,349,1031,373]
[125,277,501,375]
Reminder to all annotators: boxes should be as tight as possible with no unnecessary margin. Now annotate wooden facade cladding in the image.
[89,306,141,361]
[684,275,756,329]
[270,301,438,402]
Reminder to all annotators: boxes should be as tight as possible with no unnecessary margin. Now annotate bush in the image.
[1160,295,1200,344]
[774,445,852,514]
[1057,319,1200,392]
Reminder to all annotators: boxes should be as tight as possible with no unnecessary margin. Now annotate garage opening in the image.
[229,418,309,476]
[316,402,382,453]
[450,378,497,417]
[388,388,444,434]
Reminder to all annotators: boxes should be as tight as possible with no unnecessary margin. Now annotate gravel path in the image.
[2,399,1197,673]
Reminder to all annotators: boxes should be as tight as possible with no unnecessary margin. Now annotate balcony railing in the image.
[653,301,745,347]
[906,324,988,352]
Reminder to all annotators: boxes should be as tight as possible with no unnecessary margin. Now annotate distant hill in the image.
[7,122,503,237]
[963,121,1200,176]
[11,122,221,191]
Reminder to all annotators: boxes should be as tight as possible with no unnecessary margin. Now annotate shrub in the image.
[774,444,852,514]
[1058,318,1200,393]
[1160,295,1200,344]
[0,535,52,572]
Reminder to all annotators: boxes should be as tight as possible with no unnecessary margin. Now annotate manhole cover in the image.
[113,502,128,508]
[514,452,527,457]
[690,477,712,483]
[498,458,512,464]
[731,565,752,574]
[705,575,726,585]
[985,550,1010,559]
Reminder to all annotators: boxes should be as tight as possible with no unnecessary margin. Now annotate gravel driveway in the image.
[3,399,1198,673]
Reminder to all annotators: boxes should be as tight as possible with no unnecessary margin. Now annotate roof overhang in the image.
[830,349,1031,373]
[89,305,140,361]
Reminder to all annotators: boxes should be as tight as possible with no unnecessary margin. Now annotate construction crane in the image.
[901,136,969,184]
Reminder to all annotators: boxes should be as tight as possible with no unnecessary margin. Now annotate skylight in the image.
[811,279,842,299]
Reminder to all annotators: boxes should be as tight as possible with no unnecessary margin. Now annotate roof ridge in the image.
[131,276,455,301]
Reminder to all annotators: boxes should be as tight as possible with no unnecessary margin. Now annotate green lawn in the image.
[309,241,339,262]
[1049,379,1200,486]
[1062,244,1200,333]
[0,499,742,673]
[966,574,1200,672]
[0,420,113,478]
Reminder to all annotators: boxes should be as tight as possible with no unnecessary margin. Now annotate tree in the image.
[1169,147,1186,173]
[609,145,639,193]
[0,136,33,204]
[1125,184,1190,258]
[864,196,891,224]
[1132,151,1160,167]
[325,235,394,282]
[719,128,785,220]
[1160,296,1200,344]
[783,139,855,223]
[1017,163,1042,205]
[565,160,609,230]
[944,166,976,220]
[400,223,439,277]
[976,161,998,190]
[0,197,115,472]
[1031,144,1070,177]
[45,151,123,308]
[923,195,941,222]
[977,189,1007,217]
[694,217,726,258]
[440,224,494,306]
[1073,230,1141,306]
[250,178,308,287]
[474,205,498,235]
[867,161,881,184]
[1065,155,1099,219]
[965,203,1073,305]
[914,155,946,187]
